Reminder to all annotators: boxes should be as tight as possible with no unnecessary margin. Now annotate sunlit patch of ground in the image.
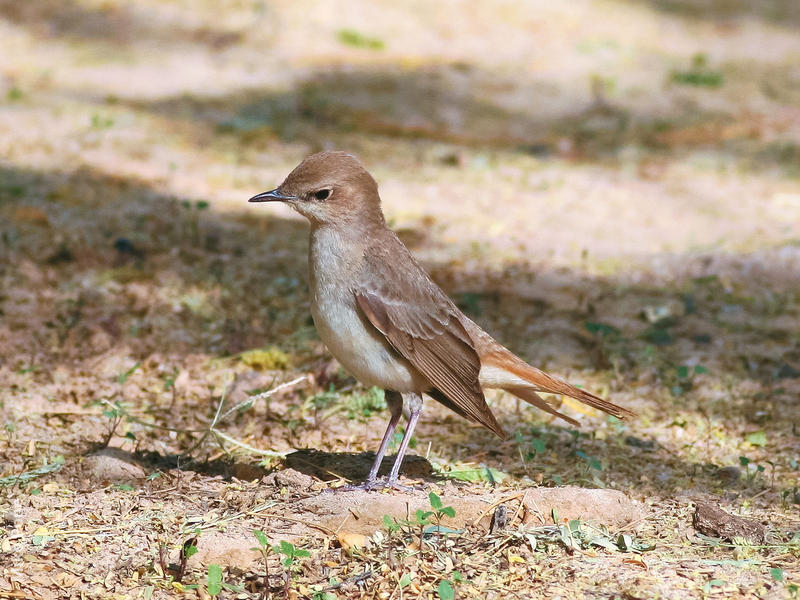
[1,1,799,598]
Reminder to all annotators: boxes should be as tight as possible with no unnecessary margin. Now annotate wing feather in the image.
[354,236,506,438]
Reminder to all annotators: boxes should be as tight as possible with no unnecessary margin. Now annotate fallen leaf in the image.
[337,532,370,551]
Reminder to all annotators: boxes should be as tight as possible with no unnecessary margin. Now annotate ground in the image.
[1,1,800,598]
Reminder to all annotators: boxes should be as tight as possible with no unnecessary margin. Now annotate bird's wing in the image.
[354,235,506,439]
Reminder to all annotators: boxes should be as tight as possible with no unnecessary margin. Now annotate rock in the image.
[82,448,146,484]
[337,532,370,552]
[229,463,267,482]
[188,531,261,570]
[692,501,766,544]
[714,466,741,486]
[3,511,21,528]
[263,468,316,490]
[624,436,655,450]
[519,487,643,527]
[292,486,643,537]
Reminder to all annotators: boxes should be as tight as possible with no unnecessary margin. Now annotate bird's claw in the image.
[328,479,416,493]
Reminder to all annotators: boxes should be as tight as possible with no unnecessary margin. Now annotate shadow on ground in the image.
[34,62,794,175]
[2,161,798,501]
[628,0,800,25]
[284,448,433,482]
[0,0,249,49]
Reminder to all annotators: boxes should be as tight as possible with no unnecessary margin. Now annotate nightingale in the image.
[250,151,633,489]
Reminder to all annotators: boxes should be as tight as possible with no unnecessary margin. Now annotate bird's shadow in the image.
[283,448,435,484]
[81,446,273,483]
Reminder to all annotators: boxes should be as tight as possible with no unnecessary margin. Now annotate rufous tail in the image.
[480,346,634,425]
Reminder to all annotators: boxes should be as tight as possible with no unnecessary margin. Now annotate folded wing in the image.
[354,235,506,438]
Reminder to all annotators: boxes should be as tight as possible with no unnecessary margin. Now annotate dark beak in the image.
[248,188,296,202]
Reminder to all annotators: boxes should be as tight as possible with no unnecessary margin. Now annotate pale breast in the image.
[308,228,425,392]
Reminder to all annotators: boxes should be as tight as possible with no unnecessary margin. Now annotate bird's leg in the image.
[331,392,421,492]
[364,390,403,485]
[385,392,423,486]
[329,390,403,492]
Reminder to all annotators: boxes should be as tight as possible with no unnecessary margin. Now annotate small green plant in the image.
[99,399,128,448]
[274,540,311,597]
[671,364,708,396]
[336,29,385,50]
[204,563,245,596]
[4,422,16,445]
[118,362,141,384]
[344,387,387,420]
[382,492,458,555]
[438,579,454,600]
[642,325,674,346]
[383,514,403,535]
[671,53,723,88]
[7,86,24,101]
[576,449,603,472]
[155,534,198,585]
[584,321,620,337]
[180,200,210,211]
[427,492,456,545]
[180,199,212,244]
[388,426,417,451]
[207,564,223,596]
[177,537,197,582]
[739,456,766,484]
[516,430,546,462]
[90,113,115,129]
[251,530,273,595]
[584,320,631,366]
[413,508,432,553]
[306,386,340,427]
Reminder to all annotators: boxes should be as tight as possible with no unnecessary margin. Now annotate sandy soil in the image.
[1,1,799,598]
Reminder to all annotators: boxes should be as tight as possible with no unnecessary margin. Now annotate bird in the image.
[249,151,633,489]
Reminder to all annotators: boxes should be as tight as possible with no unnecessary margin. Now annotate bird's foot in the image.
[328,478,416,493]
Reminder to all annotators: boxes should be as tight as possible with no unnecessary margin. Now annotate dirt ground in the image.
[1,1,800,598]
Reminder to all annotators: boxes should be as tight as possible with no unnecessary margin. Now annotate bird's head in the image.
[249,151,384,226]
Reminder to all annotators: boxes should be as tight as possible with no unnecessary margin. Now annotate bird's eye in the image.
[313,189,331,201]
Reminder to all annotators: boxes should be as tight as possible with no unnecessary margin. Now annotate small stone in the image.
[230,463,266,482]
[624,436,655,450]
[692,501,767,544]
[83,448,146,484]
[263,468,315,490]
[187,531,262,569]
[337,532,370,551]
[715,466,741,486]
[490,505,508,533]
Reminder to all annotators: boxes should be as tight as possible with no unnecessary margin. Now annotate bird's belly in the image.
[311,294,423,392]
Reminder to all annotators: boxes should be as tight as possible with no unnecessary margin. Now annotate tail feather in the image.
[504,386,580,427]
[480,348,635,422]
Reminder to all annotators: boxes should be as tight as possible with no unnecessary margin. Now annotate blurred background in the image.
[2,0,800,520]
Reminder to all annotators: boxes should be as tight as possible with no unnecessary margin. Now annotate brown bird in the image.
[250,151,633,489]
